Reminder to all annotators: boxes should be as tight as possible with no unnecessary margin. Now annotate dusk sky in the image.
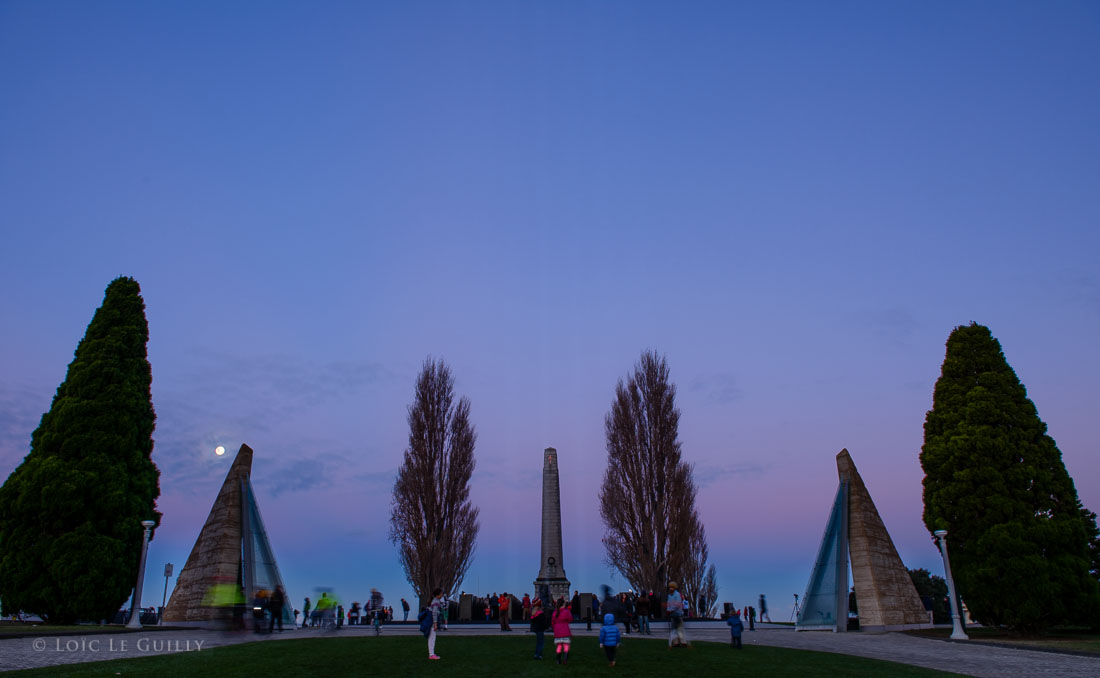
[2,1,1098,618]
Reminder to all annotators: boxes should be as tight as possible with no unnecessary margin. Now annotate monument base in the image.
[796,624,845,632]
[859,623,934,633]
[533,577,571,603]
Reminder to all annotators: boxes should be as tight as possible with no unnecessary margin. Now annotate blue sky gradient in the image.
[2,1,1098,617]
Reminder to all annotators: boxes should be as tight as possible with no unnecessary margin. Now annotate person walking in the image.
[727,610,744,649]
[759,594,770,623]
[522,593,531,621]
[315,592,332,629]
[301,597,311,628]
[427,587,443,660]
[599,612,622,667]
[552,597,573,665]
[530,598,549,660]
[370,588,385,635]
[401,598,410,622]
[665,581,688,648]
[747,605,755,630]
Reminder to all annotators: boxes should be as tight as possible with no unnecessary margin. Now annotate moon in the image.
[215,445,226,456]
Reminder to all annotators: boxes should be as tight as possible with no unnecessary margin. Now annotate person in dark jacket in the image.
[599,613,622,666]
[636,593,651,634]
[727,610,744,649]
[530,598,550,659]
[598,585,623,622]
[619,592,633,634]
[268,587,286,633]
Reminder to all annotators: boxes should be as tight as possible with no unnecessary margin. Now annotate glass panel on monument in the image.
[796,480,848,631]
[244,481,295,627]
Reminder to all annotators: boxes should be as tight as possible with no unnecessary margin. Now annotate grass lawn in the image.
[7,635,962,677]
[906,627,1100,654]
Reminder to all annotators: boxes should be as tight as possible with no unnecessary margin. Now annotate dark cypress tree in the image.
[0,277,160,623]
[921,323,1100,633]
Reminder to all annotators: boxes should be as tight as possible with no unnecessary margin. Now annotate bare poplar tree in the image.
[599,351,705,594]
[683,519,710,617]
[389,358,479,608]
[700,564,719,618]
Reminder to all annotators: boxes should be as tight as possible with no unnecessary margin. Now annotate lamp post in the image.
[159,563,173,626]
[933,530,968,640]
[126,520,156,629]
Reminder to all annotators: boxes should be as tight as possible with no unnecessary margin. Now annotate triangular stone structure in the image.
[797,449,929,632]
[162,444,292,627]
[839,449,927,631]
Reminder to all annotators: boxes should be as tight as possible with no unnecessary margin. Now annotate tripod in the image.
[789,594,800,622]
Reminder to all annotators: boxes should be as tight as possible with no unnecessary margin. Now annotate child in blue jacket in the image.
[599,612,621,666]
[727,610,744,649]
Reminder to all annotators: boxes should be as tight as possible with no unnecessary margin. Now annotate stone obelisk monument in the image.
[533,447,570,601]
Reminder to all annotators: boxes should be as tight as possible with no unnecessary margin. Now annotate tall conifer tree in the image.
[921,323,1099,633]
[0,277,160,623]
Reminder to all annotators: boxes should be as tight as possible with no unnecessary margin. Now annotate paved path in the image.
[2,622,1098,676]
[729,625,1100,677]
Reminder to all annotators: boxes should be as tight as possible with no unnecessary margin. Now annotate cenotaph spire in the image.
[533,447,570,601]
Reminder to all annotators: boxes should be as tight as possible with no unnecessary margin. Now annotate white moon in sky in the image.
[215,445,226,456]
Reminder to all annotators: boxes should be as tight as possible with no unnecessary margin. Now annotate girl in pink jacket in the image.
[551,597,573,665]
